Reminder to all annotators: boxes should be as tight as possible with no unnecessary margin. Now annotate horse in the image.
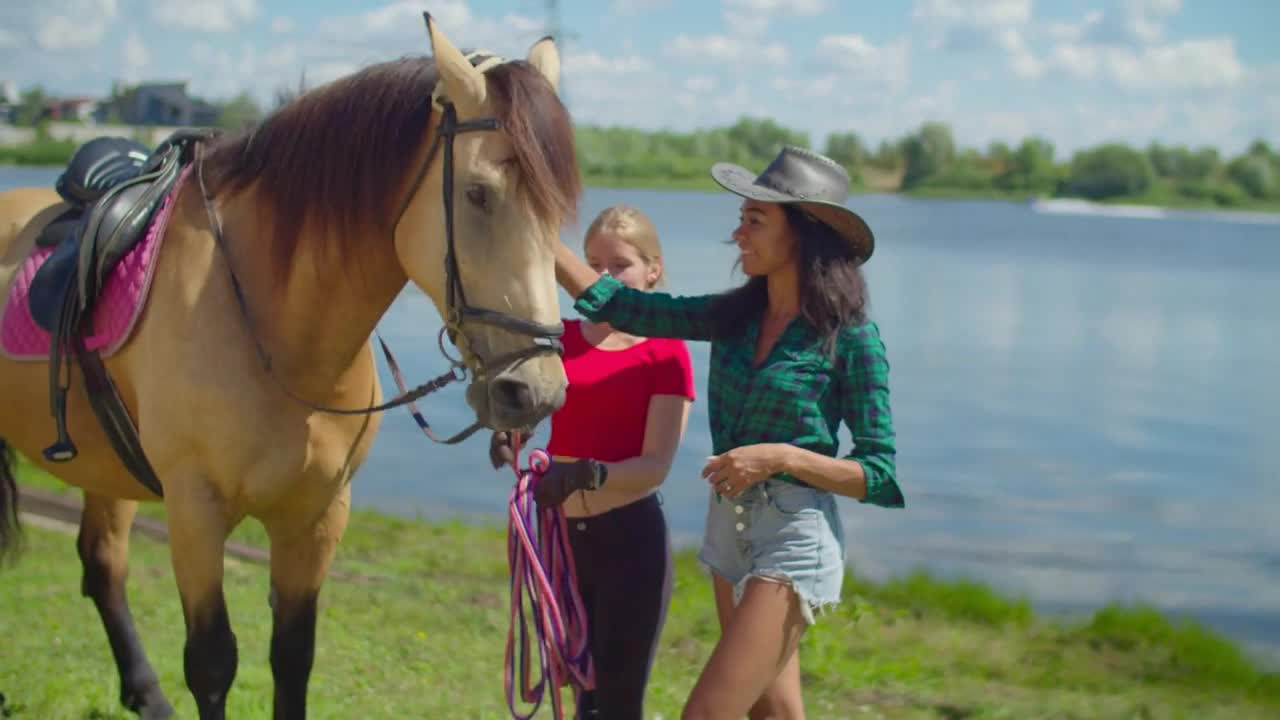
[0,15,579,720]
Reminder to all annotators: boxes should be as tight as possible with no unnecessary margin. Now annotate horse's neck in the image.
[221,198,407,396]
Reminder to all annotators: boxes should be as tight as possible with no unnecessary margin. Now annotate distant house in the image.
[114,81,220,127]
[0,81,18,124]
[47,97,100,122]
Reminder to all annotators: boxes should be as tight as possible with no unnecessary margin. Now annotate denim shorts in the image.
[697,478,846,625]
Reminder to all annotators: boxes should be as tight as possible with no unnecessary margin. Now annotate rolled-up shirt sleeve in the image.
[573,274,716,341]
[838,322,903,508]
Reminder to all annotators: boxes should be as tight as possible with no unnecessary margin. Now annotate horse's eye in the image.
[466,183,489,211]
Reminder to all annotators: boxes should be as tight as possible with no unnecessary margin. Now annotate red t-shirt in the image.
[546,319,696,463]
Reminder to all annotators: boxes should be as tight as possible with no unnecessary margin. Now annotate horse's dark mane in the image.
[202,54,580,283]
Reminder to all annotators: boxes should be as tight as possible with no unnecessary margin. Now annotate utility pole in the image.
[544,0,569,103]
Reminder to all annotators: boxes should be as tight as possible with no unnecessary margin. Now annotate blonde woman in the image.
[492,205,695,719]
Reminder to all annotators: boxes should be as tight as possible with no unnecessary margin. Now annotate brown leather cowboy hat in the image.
[711,145,875,263]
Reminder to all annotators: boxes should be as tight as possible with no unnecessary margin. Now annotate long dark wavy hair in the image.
[709,205,869,355]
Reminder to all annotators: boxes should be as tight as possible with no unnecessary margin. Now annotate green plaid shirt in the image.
[574,275,903,508]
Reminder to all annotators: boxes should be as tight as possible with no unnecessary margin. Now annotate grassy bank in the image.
[0,137,78,167]
[3,460,1278,719]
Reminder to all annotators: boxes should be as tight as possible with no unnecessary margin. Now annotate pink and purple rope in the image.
[503,438,595,719]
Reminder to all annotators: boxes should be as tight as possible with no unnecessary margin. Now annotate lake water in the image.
[3,164,1278,659]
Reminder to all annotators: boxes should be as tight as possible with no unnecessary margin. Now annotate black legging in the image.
[569,493,672,719]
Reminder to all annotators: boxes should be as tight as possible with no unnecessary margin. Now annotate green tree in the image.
[901,122,955,189]
[217,91,263,130]
[868,139,903,171]
[1246,139,1272,158]
[1066,144,1153,199]
[725,117,809,166]
[15,87,47,126]
[995,137,1057,194]
[1227,155,1275,199]
[824,131,865,185]
[824,132,865,169]
[987,141,1012,171]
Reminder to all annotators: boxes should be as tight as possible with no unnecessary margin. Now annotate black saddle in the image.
[31,128,216,497]
[28,133,197,333]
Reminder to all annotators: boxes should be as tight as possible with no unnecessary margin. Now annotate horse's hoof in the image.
[138,700,175,720]
[124,686,174,720]
[140,705,175,720]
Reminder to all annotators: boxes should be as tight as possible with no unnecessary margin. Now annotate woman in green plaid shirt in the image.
[553,146,903,719]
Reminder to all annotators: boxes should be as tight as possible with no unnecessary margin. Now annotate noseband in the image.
[199,60,563,444]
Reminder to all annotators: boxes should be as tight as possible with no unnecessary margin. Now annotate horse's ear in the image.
[424,12,487,112]
[526,36,560,94]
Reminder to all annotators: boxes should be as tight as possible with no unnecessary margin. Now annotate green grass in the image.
[0,138,79,167]
[3,460,1279,719]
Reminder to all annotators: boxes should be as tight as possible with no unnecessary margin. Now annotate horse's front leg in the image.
[77,492,174,720]
[165,478,238,720]
[264,484,351,720]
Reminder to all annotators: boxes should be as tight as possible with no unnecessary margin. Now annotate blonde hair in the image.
[583,205,665,288]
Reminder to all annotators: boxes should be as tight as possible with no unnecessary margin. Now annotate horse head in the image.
[393,17,575,432]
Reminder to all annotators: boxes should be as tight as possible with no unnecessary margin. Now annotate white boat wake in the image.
[1029,197,1280,226]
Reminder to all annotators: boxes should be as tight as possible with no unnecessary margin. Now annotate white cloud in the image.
[912,0,1037,79]
[270,16,295,35]
[151,0,256,33]
[34,0,118,50]
[1043,36,1244,92]
[261,43,298,70]
[1047,10,1105,43]
[302,62,359,89]
[664,34,788,65]
[1109,36,1243,91]
[1049,0,1181,47]
[723,0,827,37]
[0,27,17,49]
[1116,0,1182,44]
[1044,43,1102,79]
[186,40,262,99]
[815,35,912,92]
[121,30,149,84]
[565,50,652,77]
[684,75,717,93]
[913,0,1031,51]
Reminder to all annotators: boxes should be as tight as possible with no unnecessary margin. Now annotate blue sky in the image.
[1,1,1276,156]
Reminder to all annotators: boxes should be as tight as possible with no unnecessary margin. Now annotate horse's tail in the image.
[0,438,20,564]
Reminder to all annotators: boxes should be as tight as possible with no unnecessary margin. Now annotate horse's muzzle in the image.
[468,366,566,432]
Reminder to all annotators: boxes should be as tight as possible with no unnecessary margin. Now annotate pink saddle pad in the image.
[0,163,192,362]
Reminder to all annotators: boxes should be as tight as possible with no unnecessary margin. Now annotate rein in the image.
[503,437,594,719]
[195,72,563,444]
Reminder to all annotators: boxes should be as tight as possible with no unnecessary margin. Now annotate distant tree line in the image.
[574,117,1280,209]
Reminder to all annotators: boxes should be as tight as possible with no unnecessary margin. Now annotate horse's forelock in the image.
[486,61,582,234]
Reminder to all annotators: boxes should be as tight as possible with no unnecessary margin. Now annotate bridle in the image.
[197,53,564,444]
